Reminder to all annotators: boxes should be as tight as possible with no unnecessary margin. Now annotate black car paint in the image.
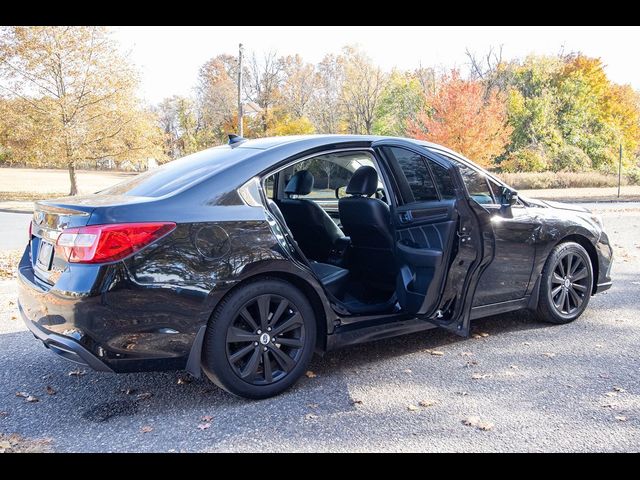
[17,135,613,376]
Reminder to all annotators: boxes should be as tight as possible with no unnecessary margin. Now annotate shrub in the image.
[550,145,592,172]
[500,148,548,173]
[499,171,626,190]
[627,167,640,186]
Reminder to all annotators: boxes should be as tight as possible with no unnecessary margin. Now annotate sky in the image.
[112,26,640,105]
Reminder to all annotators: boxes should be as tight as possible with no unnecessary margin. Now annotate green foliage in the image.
[500,147,548,173]
[551,145,592,172]
[373,71,426,136]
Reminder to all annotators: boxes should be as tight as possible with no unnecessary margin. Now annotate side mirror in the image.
[502,187,518,206]
[335,186,348,199]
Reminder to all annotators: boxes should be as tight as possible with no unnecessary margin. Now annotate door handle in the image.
[399,211,413,223]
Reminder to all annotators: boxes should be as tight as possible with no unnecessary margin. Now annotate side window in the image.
[385,147,438,203]
[428,161,456,199]
[486,178,506,205]
[264,175,275,199]
[289,158,354,200]
[456,164,494,204]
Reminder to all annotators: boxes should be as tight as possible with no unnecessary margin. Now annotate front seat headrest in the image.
[284,170,314,196]
[346,166,378,196]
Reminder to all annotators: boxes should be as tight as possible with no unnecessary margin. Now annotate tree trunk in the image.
[68,162,78,196]
[326,169,331,189]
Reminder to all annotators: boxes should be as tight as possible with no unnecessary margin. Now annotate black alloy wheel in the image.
[536,241,593,324]
[226,294,305,385]
[202,278,316,399]
[549,251,590,315]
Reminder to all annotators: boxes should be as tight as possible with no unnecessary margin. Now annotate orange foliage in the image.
[407,71,512,168]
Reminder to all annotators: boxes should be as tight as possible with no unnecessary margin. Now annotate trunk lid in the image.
[30,194,149,284]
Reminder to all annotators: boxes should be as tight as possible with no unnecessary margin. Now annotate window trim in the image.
[258,148,391,206]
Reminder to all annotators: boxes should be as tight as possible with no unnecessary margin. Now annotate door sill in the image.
[470,297,529,320]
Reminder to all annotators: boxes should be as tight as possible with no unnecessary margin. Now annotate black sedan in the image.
[17,135,613,399]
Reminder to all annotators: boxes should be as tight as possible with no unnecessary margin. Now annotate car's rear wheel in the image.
[536,241,593,324]
[202,278,316,399]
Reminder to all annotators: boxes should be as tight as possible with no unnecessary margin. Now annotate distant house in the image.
[243,101,263,117]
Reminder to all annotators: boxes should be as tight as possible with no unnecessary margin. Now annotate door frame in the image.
[371,139,495,335]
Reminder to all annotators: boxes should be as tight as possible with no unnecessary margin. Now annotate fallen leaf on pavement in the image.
[304,413,319,420]
[10,315,17,321]
[601,402,618,409]
[0,411,8,417]
[456,391,469,396]
[419,400,437,407]
[462,416,494,431]
[201,415,213,422]
[509,365,519,370]
[177,377,191,385]
[307,403,319,409]
[45,386,56,395]
[403,369,412,374]
[305,371,317,378]
[121,388,137,395]
[407,404,419,412]
[471,332,489,339]
[140,425,153,433]
[471,373,491,380]
[136,392,153,402]
[25,396,39,403]
[604,392,617,397]
[613,387,626,393]
[542,352,556,358]
[615,416,627,422]
[15,392,29,398]
[522,342,531,346]
[197,422,211,430]
[427,350,445,356]
[465,360,478,367]
[461,352,473,357]
[68,369,86,377]
[351,399,363,405]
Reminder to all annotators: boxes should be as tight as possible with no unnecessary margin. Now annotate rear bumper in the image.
[19,302,114,372]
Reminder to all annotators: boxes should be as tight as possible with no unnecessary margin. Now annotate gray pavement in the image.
[0,204,639,452]
[0,212,31,250]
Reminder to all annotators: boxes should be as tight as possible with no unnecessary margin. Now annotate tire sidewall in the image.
[542,242,593,323]
[202,278,316,399]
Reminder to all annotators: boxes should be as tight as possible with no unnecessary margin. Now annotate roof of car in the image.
[236,134,442,151]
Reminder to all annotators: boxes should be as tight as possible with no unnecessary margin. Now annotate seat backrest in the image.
[278,170,344,262]
[339,166,396,284]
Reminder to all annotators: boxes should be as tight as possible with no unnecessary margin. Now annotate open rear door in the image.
[372,139,494,336]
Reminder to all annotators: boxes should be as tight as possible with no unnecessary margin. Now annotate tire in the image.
[202,278,316,399]
[536,241,593,324]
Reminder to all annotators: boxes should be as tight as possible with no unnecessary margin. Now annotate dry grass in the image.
[500,171,626,190]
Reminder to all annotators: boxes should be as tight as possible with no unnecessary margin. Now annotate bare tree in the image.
[310,54,345,134]
[244,50,284,134]
[340,46,386,134]
[278,54,316,118]
[465,45,511,96]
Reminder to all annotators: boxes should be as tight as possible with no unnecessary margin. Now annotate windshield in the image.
[99,145,255,198]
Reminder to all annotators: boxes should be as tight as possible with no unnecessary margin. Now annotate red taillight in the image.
[56,222,176,264]
[28,220,32,241]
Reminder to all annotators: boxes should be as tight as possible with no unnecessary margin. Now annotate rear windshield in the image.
[99,146,255,197]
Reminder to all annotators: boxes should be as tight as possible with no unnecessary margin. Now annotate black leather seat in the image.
[338,166,396,287]
[278,170,345,263]
[267,199,348,297]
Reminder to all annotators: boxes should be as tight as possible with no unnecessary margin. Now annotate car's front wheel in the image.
[536,241,593,324]
[202,278,316,399]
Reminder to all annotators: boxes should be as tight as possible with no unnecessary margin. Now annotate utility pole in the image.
[617,143,622,198]
[237,43,244,137]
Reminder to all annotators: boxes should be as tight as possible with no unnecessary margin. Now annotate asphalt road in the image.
[1,204,639,452]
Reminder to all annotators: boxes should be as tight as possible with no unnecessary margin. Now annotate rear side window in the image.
[384,146,438,203]
[100,146,255,197]
[429,161,456,199]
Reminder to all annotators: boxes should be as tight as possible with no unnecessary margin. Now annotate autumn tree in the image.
[244,50,284,134]
[279,54,316,118]
[373,70,426,136]
[408,70,512,168]
[0,26,163,194]
[196,54,238,142]
[341,46,386,134]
